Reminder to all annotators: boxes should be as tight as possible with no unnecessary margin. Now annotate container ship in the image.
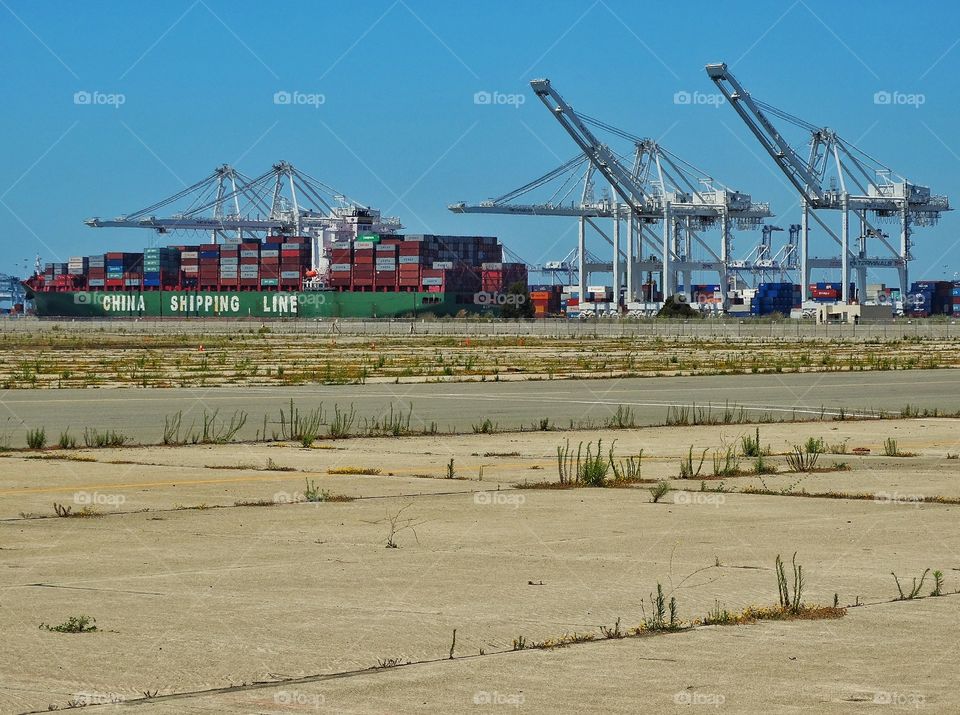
[22,162,530,319]
[24,219,529,319]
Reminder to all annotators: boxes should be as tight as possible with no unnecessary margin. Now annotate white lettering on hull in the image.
[95,294,146,312]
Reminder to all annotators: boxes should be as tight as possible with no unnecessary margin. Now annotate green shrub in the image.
[26,427,46,449]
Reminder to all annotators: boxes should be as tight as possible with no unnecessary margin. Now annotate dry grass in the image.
[722,604,847,623]
[741,487,960,505]
[327,466,382,475]
[316,493,356,503]
[2,329,957,390]
[514,481,583,490]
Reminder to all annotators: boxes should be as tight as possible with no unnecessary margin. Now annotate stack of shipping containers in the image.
[480,261,526,295]
[87,255,104,288]
[807,282,857,303]
[28,233,526,303]
[105,253,143,289]
[750,282,800,316]
[199,245,219,289]
[178,247,198,289]
[260,241,279,288]
[240,242,260,289]
[908,281,954,317]
[529,285,563,316]
[143,247,179,289]
[219,243,239,288]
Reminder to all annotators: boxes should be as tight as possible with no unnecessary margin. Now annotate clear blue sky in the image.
[2,0,959,285]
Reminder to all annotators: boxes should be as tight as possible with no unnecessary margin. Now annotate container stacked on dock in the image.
[562,286,579,318]
[908,281,954,317]
[953,281,960,315]
[751,282,801,315]
[807,282,859,303]
[690,284,722,306]
[529,285,563,316]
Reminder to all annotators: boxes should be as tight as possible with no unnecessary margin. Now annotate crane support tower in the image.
[706,62,950,302]
[526,78,775,306]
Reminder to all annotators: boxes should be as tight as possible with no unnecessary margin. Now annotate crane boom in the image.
[530,79,653,212]
[705,63,825,205]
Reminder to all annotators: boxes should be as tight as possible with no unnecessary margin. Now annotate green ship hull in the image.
[30,290,475,319]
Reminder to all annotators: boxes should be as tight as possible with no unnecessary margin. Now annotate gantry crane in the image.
[450,152,667,299]
[706,62,950,303]
[528,78,771,307]
[84,161,401,278]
